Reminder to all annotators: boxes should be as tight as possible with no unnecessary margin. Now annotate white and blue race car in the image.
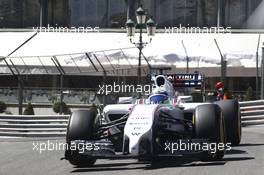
[64,74,241,167]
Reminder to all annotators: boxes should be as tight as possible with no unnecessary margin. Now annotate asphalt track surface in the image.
[0,125,263,175]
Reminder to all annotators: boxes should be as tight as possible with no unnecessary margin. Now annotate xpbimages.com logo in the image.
[164,140,232,154]
[97,82,155,95]
[32,140,100,154]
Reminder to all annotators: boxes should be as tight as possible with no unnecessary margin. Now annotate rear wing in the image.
[165,73,203,88]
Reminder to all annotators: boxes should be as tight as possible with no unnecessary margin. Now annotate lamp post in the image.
[126,6,156,97]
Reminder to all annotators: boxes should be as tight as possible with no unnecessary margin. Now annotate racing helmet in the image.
[215,82,223,90]
[148,87,169,104]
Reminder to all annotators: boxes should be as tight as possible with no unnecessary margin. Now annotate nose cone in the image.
[124,104,158,155]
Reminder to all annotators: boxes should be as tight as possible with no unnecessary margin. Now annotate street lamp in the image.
[126,19,135,37]
[136,6,146,24]
[146,18,156,37]
[126,6,156,97]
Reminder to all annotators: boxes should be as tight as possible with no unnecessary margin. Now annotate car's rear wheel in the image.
[65,109,98,167]
[194,104,226,161]
[215,99,241,145]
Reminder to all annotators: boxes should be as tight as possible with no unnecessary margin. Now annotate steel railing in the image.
[0,115,69,137]
[240,100,264,126]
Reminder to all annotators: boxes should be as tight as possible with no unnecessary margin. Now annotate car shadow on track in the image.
[147,161,225,170]
[70,162,146,173]
[70,147,255,173]
[70,155,254,173]
[234,143,264,147]
[145,154,254,170]
[222,157,254,161]
[70,161,223,173]
[225,149,247,154]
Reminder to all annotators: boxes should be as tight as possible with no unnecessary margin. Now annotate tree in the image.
[53,101,71,114]
[23,102,35,115]
[0,101,7,113]
[245,86,255,101]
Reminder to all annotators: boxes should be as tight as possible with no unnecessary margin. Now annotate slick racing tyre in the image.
[194,104,226,161]
[215,99,241,146]
[65,109,99,167]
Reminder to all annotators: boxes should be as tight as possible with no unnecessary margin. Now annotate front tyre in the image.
[215,100,241,145]
[65,109,98,167]
[194,104,226,161]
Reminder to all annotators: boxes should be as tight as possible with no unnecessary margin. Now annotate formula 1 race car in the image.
[64,74,241,167]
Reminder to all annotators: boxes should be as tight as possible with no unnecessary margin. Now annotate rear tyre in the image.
[194,104,226,161]
[215,100,241,146]
[65,109,98,167]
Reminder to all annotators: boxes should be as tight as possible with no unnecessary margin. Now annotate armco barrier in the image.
[0,100,264,137]
[240,100,264,126]
[0,115,69,137]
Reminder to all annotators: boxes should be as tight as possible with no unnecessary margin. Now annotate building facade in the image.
[0,0,263,29]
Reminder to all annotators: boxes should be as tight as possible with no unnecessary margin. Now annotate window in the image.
[154,0,217,27]
[0,0,40,28]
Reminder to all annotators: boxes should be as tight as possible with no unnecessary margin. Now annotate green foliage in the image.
[91,103,97,108]
[4,110,12,115]
[0,101,7,113]
[245,86,255,101]
[23,102,35,115]
[53,101,71,114]
[110,12,126,28]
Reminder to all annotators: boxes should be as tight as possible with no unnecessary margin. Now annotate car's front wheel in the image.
[65,109,98,167]
[215,99,241,146]
[194,104,226,161]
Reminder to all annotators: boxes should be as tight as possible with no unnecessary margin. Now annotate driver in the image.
[148,86,170,104]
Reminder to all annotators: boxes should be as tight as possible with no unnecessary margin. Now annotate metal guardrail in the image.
[240,100,264,126]
[0,100,263,137]
[0,115,69,137]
